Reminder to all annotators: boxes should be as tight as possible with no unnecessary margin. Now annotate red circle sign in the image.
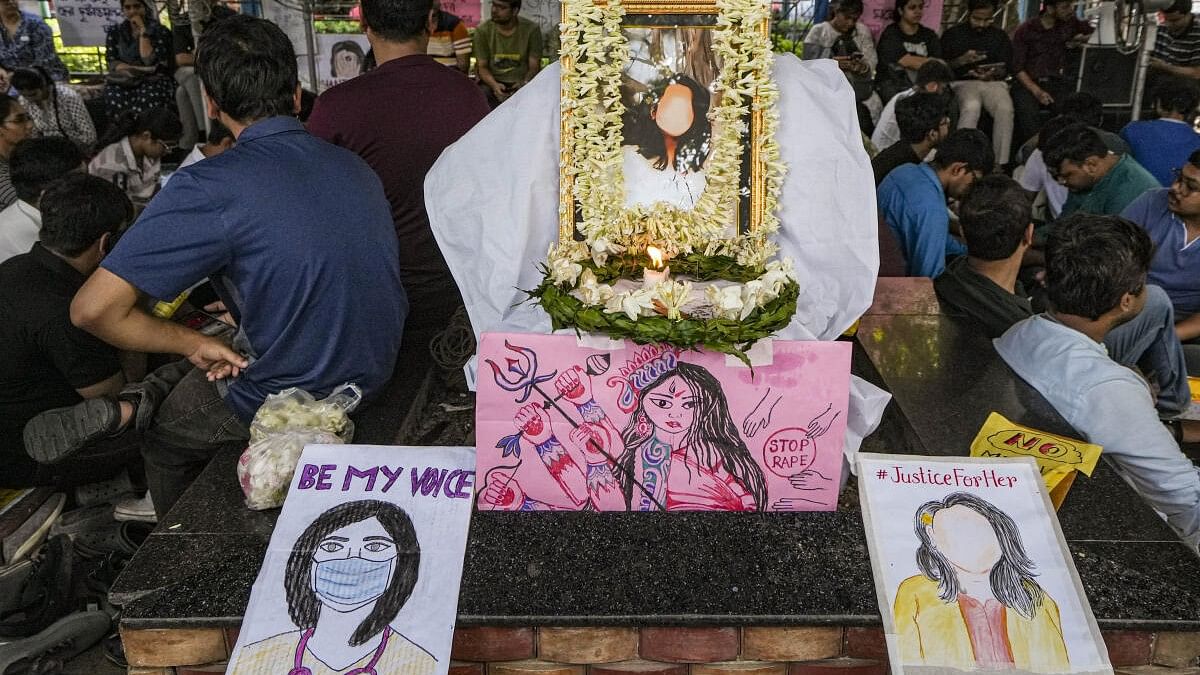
[761,427,816,478]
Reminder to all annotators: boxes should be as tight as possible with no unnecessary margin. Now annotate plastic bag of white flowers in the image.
[236,383,363,510]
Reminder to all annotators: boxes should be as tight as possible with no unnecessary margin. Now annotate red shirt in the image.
[308,55,489,325]
[957,592,1015,667]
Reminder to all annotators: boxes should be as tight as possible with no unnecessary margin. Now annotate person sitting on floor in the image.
[874,0,942,105]
[0,136,85,263]
[871,59,954,152]
[872,91,951,185]
[803,0,878,133]
[1148,0,1200,85]
[0,174,138,488]
[878,127,993,277]
[940,0,1015,167]
[995,213,1200,551]
[102,0,176,118]
[88,108,182,206]
[1121,149,1200,371]
[936,174,1193,419]
[1121,79,1200,188]
[176,117,234,172]
[10,67,97,152]
[0,95,36,210]
[1043,123,1158,219]
[44,16,407,521]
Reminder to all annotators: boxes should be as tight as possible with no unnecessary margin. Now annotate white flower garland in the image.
[551,0,793,323]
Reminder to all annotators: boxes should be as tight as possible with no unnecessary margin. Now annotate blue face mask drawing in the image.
[312,557,394,607]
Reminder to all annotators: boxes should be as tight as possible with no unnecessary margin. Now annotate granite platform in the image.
[108,283,1200,671]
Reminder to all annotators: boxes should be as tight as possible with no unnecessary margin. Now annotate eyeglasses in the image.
[2,113,31,126]
[1172,167,1200,196]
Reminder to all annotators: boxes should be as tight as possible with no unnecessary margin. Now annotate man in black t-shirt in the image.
[0,174,137,487]
[941,0,1015,165]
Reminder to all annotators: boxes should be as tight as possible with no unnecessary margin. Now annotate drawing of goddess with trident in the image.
[481,346,767,511]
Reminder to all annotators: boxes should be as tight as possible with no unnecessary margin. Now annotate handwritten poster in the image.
[228,445,475,675]
[858,453,1111,675]
[55,0,122,47]
[314,33,371,92]
[969,412,1103,510]
[476,333,852,512]
[441,0,482,27]
[860,0,944,40]
[262,0,311,55]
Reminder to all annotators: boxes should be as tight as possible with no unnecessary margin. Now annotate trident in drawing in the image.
[485,340,665,511]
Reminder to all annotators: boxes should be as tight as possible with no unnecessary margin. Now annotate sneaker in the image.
[0,536,75,639]
[0,561,33,616]
[73,521,152,560]
[72,472,133,509]
[48,506,114,540]
[0,611,110,675]
[112,494,155,524]
[22,400,121,465]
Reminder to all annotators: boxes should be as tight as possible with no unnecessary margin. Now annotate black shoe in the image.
[0,536,76,639]
[0,611,111,674]
[23,399,121,464]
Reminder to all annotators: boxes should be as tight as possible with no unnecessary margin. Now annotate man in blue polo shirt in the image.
[1122,149,1200,367]
[58,16,406,518]
[878,128,994,277]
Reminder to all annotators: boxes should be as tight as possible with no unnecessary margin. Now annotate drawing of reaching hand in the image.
[806,404,840,440]
[568,422,614,462]
[742,388,782,438]
[788,467,832,491]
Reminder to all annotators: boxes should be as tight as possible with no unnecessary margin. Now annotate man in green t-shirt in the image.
[474,0,543,107]
[1045,123,1160,218]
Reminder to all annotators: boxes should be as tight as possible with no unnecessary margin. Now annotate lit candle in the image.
[643,246,670,287]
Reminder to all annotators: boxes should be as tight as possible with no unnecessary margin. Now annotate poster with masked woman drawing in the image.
[475,333,852,512]
[228,445,475,675]
[857,453,1112,675]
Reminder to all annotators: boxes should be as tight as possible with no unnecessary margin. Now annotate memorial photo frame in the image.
[558,0,773,243]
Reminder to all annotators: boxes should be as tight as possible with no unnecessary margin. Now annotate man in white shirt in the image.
[0,137,84,263]
[995,213,1200,549]
[871,60,954,152]
[164,119,234,187]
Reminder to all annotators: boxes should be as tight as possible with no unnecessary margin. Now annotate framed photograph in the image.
[558,0,770,242]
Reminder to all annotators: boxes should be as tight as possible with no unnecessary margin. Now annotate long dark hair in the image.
[913,492,1045,619]
[617,362,767,510]
[621,73,712,173]
[284,500,421,647]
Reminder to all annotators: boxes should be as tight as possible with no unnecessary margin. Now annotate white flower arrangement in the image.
[540,0,797,353]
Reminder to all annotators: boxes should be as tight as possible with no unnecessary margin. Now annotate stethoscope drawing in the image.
[289,626,392,675]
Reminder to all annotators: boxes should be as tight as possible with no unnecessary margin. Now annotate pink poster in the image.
[860,0,944,39]
[441,0,481,27]
[475,333,852,512]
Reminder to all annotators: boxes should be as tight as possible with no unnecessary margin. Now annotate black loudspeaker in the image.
[1075,45,1139,106]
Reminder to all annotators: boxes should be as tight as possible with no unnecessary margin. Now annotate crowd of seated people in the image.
[866,0,1200,551]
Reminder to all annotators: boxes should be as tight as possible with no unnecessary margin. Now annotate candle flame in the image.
[647,246,664,269]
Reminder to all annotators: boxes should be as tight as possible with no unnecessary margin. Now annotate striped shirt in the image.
[0,158,15,211]
[427,11,471,69]
[1153,13,1200,66]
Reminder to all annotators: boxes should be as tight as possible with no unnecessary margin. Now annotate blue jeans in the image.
[1104,285,1190,417]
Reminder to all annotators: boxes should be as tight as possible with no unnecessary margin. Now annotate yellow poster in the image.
[969,412,1102,509]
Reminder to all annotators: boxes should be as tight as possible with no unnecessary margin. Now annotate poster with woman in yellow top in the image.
[858,454,1112,675]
